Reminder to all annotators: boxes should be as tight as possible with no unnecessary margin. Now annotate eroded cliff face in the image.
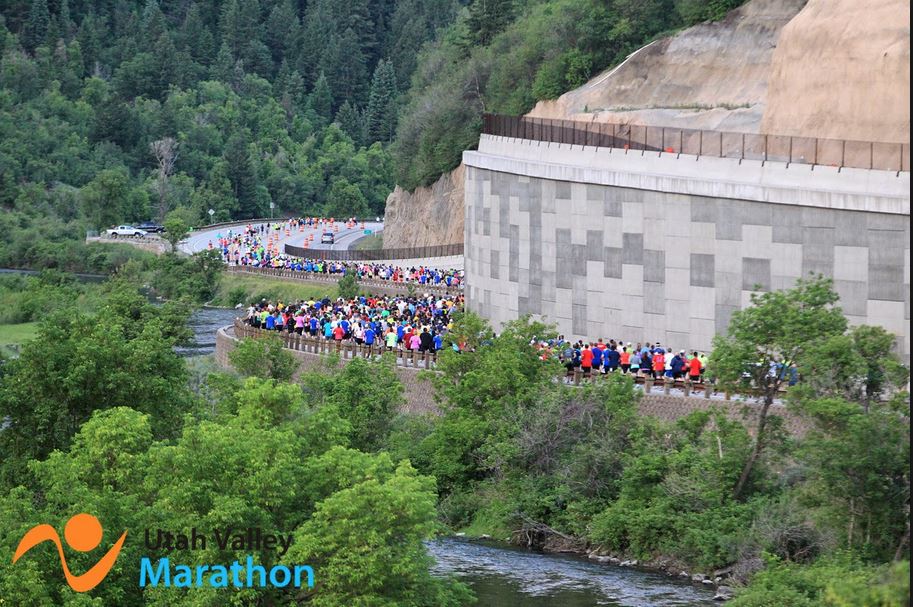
[382,163,464,249]
[761,0,910,142]
[527,0,807,132]
[383,0,910,248]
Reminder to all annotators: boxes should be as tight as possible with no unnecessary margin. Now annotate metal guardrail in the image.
[482,114,911,173]
[284,242,464,261]
[226,266,463,295]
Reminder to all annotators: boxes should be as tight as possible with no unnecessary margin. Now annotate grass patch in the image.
[353,233,383,251]
[0,322,40,357]
[210,273,337,307]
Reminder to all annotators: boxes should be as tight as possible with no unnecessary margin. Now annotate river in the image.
[184,308,719,606]
[427,538,716,606]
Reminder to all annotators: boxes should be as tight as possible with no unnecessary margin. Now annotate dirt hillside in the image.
[761,0,910,142]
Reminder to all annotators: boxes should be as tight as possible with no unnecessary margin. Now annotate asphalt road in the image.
[179,220,384,255]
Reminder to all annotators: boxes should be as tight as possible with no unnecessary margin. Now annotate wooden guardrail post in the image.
[663,376,672,394]
[704,382,712,399]
[644,376,654,393]
[683,378,691,397]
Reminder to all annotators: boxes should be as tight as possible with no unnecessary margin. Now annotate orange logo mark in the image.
[13,513,127,592]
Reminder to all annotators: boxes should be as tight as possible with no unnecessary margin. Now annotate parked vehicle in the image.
[320,232,335,244]
[106,225,147,237]
[137,221,165,233]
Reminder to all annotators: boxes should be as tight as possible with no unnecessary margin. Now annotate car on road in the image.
[106,225,147,237]
[320,232,335,244]
[137,221,165,233]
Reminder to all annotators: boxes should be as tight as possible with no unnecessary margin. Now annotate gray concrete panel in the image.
[529,284,543,315]
[571,244,588,275]
[715,304,739,335]
[643,249,665,283]
[499,195,510,237]
[604,247,623,278]
[556,181,571,199]
[691,196,717,223]
[587,184,604,201]
[509,224,519,282]
[833,211,869,246]
[715,272,741,306]
[587,230,604,260]
[490,250,500,280]
[742,258,772,291]
[690,253,715,287]
[770,205,804,244]
[622,233,644,264]
[604,198,622,217]
[572,303,588,336]
[834,279,868,316]
[801,227,835,276]
[644,282,665,315]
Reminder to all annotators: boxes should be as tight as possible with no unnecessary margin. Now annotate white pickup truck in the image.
[106,225,147,237]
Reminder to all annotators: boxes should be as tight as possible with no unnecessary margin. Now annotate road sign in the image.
[269,202,275,209]
[364,229,372,235]
[208,208,215,216]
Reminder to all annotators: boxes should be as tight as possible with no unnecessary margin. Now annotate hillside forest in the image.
[0,0,745,272]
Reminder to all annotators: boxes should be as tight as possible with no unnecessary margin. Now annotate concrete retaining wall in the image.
[463,136,910,359]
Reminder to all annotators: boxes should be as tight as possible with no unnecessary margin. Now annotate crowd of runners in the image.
[228,221,718,380]
[542,338,709,382]
[210,220,463,288]
[243,292,465,353]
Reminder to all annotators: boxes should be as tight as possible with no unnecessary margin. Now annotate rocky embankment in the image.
[382,163,464,249]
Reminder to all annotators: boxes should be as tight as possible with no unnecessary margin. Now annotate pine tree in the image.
[211,41,234,82]
[265,0,299,65]
[223,132,260,218]
[365,58,398,143]
[154,31,179,96]
[141,0,168,53]
[219,0,242,55]
[23,0,51,53]
[58,0,73,41]
[180,3,214,64]
[335,100,365,146]
[282,67,307,115]
[464,0,514,46]
[320,27,367,108]
[308,71,333,121]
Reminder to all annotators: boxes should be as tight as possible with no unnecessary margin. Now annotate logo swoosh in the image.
[13,525,127,592]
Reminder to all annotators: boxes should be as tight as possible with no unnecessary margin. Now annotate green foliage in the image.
[149,249,224,304]
[301,354,404,452]
[336,268,360,299]
[162,211,189,252]
[0,283,192,486]
[0,332,465,605]
[285,458,471,607]
[729,555,910,607]
[229,334,298,382]
[790,397,910,560]
[710,275,847,498]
